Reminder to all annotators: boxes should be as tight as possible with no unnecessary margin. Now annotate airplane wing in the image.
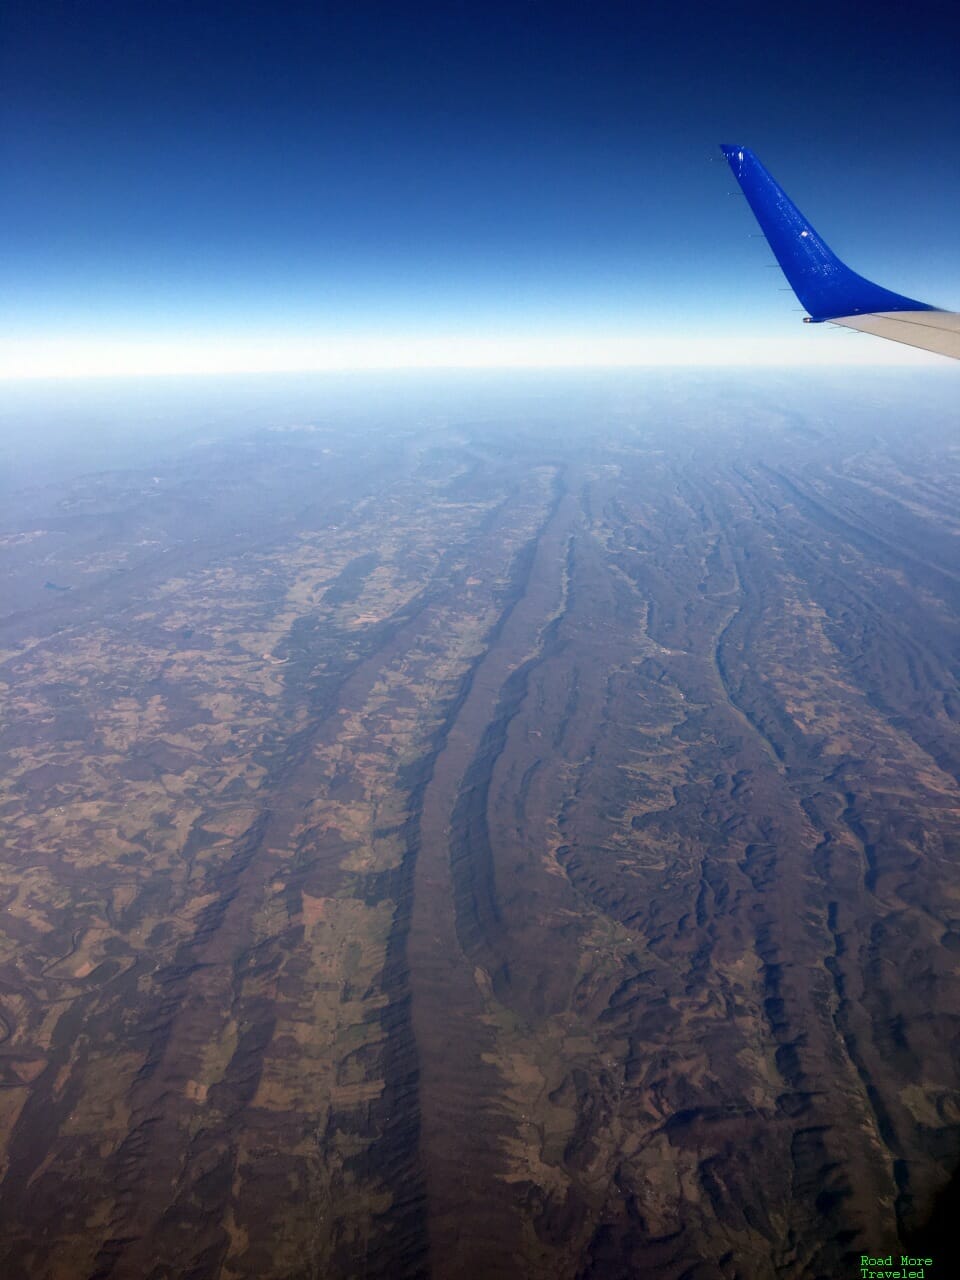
[720,145,960,360]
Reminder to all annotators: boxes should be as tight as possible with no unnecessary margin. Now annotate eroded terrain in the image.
[1,374,959,1278]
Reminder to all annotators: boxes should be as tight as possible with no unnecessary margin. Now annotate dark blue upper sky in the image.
[3,0,958,372]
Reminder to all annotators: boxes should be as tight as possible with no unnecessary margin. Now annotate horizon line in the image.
[0,329,946,380]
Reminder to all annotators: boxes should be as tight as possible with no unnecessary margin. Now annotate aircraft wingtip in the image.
[717,143,938,326]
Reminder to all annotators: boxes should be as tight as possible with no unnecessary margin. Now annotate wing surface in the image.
[720,145,960,360]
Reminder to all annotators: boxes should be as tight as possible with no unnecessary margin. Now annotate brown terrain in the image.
[0,373,959,1278]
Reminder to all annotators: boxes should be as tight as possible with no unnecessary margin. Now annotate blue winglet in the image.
[720,145,935,322]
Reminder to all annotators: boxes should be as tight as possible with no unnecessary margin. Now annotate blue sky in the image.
[3,0,959,375]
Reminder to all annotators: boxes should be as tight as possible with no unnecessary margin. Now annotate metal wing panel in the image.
[829,310,960,360]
